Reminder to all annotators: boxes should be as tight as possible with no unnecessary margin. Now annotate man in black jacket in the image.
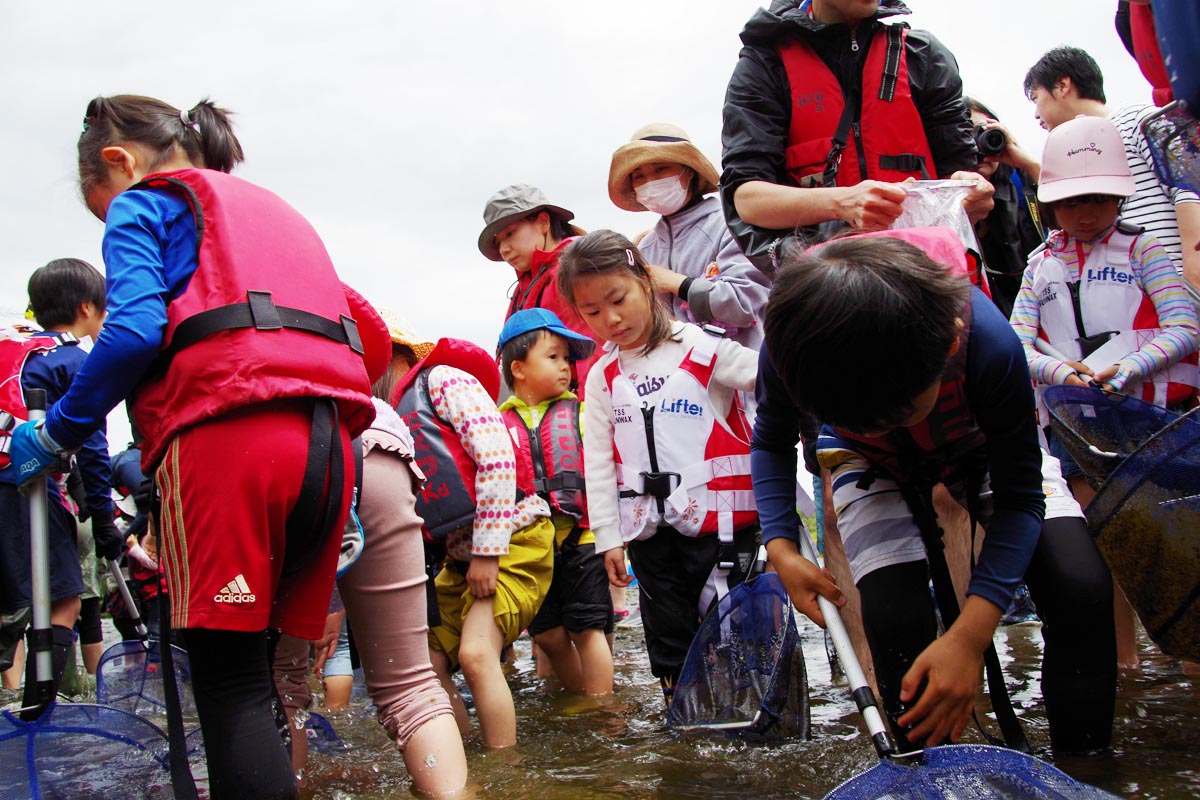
[721,0,993,272]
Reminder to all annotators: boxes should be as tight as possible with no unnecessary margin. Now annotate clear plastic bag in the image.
[892,179,981,255]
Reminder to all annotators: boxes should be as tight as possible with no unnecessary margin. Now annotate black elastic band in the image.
[159,292,363,367]
[283,399,345,577]
[159,587,200,798]
[878,24,904,101]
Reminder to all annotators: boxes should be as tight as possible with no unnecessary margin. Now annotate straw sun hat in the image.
[608,123,720,212]
[376,307,436,361]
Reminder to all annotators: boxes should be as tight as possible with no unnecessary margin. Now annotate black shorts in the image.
[0,485,83,613]
[528,533,613,636]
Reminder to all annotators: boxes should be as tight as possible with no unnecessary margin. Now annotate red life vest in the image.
[502,399,588,526]
[777,23,937,188]
[129,169,378,467]
[393,338,535,541]
[0,331,75,470]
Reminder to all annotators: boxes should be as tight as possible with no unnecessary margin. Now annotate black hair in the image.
[965,97,1000,120]
[78,95,245,201]
[557,229,676,356]
[1023,47,1106,103]
[500,328,550,388]
[763,237,970,433]
[27,258,106,329]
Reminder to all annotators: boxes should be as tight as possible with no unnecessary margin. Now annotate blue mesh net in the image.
[823,744,1121,799]
[666,573,809,736]
[1045,386,1200,661]
[0,702,176,799]
[96,640,196,718]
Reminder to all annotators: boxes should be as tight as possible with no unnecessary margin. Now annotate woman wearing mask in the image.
[608,124,770,350]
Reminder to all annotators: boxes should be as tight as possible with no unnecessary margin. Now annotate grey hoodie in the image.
[638,195,770,350]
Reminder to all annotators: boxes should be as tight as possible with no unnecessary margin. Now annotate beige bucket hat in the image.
[608,123,720,212]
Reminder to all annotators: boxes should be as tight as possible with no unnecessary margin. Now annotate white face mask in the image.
[634,174,690,216]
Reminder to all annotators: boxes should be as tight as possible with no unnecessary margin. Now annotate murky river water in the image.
[293,604,1199,800]
[4,598,1196,799]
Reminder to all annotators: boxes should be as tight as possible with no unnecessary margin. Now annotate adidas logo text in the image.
[214,574,256,604]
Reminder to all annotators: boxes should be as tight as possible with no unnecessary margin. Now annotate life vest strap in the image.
[533,471,586,495]
[878,153,930,179]
[160,290,364,366]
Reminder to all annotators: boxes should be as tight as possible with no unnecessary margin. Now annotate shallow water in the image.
[296,608,1199,800]
[4,605,1196,799]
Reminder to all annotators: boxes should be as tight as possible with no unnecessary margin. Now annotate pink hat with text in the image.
[1038,115,1135,203]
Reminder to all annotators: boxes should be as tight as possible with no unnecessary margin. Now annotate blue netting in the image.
[823,744,1121,799]
[0,702,175,799]
[1143,102,1200,194]
[1045,386,1200,661]
[666,573,809,737]
[1044,386,1178,487]
[96,640,196,718]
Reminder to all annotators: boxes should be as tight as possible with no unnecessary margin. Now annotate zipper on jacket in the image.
[665,216,676,271]
[849,29,859,52]
[641,403,666,515]
[851,121,869,184]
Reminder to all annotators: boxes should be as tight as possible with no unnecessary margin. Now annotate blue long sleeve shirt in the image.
[46,189,198,451]
[1,333,112,514]
[750,288,1046,609]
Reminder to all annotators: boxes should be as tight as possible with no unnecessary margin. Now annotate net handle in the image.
[796,524,895,758]
[25,389,53,688]
[107,558,149,639]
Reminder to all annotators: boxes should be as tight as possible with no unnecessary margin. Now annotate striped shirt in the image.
[1010,225,1200,390]
[1110,104,1200,273]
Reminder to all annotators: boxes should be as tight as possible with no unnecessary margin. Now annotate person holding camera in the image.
[966,98,1048,317]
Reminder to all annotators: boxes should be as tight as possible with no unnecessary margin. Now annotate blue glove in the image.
[9,420,64,487]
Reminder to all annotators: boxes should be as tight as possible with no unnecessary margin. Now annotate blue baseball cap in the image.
[498,308,596,362]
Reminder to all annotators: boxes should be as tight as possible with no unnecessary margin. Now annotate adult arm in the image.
[675,220,772,331]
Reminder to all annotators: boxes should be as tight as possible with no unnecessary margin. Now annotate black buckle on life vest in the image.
[717,541,739,573]
[638,470,680,500]
[878,153,931,179]
[247,290,283,330]
[533,472,586,495]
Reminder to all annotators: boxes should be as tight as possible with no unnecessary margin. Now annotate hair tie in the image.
[180,109,198,131]
[626,249,635,267]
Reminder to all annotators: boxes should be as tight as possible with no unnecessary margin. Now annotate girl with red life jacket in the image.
[478,184,604,397]
[388,318,555,749]
[9,95,390,800]
[1011,114,1199,667]
[557,230,761,705]
[496,308,614,697]
[755,230,1117,756]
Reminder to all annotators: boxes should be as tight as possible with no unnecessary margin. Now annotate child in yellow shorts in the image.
[387,316,553,749]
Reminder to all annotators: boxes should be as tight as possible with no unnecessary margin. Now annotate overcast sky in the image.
[0,1,1150,448]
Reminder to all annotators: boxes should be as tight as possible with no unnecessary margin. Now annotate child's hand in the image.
[896,628,984,746]
[764,538,844,628]
[1091,364,1121,389]
[1063,360,1094,387]
[603,547,631,587]
[312,610,345,679]
[467,556,500,598]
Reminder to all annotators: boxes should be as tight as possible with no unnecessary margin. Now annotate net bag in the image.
[1142,101,1200,194]
[1044,386,1180,487]
[823,744,1121,800]
[1045,386,1200,661]
[0,702,176,799]
[96,639,197,718]
[666,572,809,737]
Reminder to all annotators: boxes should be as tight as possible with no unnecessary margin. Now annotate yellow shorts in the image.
[429,517,554,667]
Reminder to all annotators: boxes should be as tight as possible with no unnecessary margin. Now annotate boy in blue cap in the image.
[498,309,613,696]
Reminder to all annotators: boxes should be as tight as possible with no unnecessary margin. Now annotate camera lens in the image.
[974,125,1008,157]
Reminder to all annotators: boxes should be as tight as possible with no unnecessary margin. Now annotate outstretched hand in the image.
[895,630,983,746]
[603,547,632,588]
[765,537,845,628]
[835,181,907,231]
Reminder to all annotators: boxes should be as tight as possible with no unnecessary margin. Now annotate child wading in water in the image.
[1010,113,1200,665]
[558,231,761,704]
[389,323,555,748]
[498,308,614,696]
